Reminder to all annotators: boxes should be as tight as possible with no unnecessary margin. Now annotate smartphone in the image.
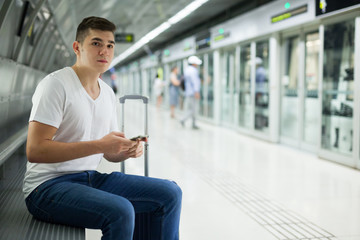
[130,135,148,141]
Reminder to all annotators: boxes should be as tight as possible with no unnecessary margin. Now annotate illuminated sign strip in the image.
[271,5,308,23]
[213,32,230,42]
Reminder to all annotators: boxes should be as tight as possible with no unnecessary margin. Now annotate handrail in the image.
[0,126,28,166]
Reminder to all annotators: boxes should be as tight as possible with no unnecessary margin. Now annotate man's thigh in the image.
[26,180,134,229]
[93,172,181,213]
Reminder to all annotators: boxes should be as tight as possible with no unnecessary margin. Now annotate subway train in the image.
[1,0,360,240]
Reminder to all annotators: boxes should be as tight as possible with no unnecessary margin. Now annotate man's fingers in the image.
[112,131,125,137]
[123,143,143,158]
[113,134,135,153]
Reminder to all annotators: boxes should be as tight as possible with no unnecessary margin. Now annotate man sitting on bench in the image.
[24,16,182,240]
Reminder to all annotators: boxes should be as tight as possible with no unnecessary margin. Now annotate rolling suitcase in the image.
[119,95,151,240]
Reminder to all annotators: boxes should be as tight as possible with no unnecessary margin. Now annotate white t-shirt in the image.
[23,67,118,198]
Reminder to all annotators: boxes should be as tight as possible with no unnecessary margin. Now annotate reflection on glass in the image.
[208,53,214,118]
[255,40,269,133]
[221,49,235,124]
[303,32,320,145]
[239,44,252,128]
[195,54,214,119]
[281,37,299,139]
[198,55,206,117]
[322,20,354,155]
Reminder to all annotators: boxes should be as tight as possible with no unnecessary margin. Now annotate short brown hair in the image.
[76,16,116,43]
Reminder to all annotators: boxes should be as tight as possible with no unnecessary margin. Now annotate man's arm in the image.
[26,121,134,163]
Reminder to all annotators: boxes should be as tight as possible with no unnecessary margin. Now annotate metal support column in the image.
[13,0,47,61]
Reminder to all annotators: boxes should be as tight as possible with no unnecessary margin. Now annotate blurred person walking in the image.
[169,66,181,118]
[180,55,202,129]
[153,73,165,108]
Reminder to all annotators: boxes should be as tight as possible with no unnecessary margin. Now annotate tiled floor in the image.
[86,102,360,240]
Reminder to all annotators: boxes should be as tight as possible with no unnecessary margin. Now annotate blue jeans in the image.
[25,171,182,240]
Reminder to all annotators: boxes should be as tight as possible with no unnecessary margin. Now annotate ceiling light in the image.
[143,22,171,43]
[109,0,209,69]
[168,0,209,25]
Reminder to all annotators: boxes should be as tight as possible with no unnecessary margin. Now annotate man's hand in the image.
[104,138,144,162]
[121,140,144,159]
[99,131,135,155]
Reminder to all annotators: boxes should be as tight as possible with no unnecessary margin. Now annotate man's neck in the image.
[71,64,101,99]
[72,65,100,87]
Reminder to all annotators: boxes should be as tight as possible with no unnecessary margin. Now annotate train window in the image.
[281,36,299,139]
[207,53,214,118]
[321,19,355,155]
[220,48,236,125]
[198,55,205,117]
[255,40,269,133]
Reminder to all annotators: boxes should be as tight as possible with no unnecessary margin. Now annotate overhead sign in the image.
[271,5,308,23]
[196,31,211,50]
[316,0,360,16]
[115,33,134,43]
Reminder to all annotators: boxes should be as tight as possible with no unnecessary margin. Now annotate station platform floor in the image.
[86,101,360,240]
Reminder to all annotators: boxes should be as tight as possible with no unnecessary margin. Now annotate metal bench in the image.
[0,128,85,240]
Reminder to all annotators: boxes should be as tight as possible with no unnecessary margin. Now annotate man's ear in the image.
[73,41,80,55]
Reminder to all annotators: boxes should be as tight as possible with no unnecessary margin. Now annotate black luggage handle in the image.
[119,94,149,177]
[119,95,148,104]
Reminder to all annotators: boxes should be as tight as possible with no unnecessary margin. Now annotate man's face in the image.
[77,29,115,73]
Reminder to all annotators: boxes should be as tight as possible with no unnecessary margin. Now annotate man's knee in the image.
[164,180,182,207]
[101,198,135,239]
[106,198,135,225]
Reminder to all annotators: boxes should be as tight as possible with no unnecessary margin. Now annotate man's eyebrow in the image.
[91,37,115,44]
